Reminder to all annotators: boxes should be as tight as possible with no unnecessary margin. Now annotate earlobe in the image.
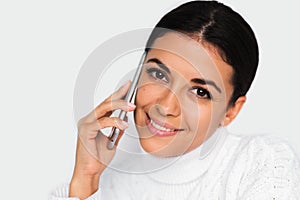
[222,96,246,126]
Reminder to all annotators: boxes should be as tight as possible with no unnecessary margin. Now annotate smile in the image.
[145,114,184,136]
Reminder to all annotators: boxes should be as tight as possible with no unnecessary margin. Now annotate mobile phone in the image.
[107,52,146,150]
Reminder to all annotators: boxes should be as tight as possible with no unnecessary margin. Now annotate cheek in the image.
[134,84,161,126]
[184,104,211,130]
[135,84,163,106]
[183,102,225,133]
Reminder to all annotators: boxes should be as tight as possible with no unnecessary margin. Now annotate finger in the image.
[79,117,129,141]
[96,117,129,131]
[113,114,128,147]
[90,80,133,121]
[94,100,135,119]
[85,100,135,123]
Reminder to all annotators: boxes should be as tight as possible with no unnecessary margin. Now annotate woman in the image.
[50,1,300,199]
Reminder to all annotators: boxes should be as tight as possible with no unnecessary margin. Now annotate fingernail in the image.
[128,102,136,108]
[118,120,129,129]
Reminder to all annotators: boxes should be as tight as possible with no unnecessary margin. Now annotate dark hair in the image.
[145,0,259,106]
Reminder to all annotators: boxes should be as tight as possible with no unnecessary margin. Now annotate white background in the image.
[0,0,299,199]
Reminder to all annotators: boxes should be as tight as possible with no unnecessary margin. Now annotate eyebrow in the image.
[146,58,222,93]
[191,78,222,93]
[146,58,171,74]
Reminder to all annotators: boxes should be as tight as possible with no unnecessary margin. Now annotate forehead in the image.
[147,32,233,86]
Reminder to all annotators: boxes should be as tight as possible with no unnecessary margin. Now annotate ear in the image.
[221,96,246,126]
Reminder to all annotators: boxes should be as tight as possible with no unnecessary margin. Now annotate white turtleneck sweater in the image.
[49,127,300,199]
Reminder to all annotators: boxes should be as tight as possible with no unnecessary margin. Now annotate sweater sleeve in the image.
[48,183,100,200]
[238,136,300,200]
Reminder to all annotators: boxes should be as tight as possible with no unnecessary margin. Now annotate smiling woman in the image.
[50,1,300,200]
[134,33,235,157]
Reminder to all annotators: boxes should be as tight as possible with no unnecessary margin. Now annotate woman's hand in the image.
[69,81,136,199]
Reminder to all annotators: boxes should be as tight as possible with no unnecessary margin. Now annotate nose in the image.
[155,88,181,117]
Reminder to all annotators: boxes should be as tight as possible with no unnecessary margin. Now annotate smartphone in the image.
[107,52,146,150]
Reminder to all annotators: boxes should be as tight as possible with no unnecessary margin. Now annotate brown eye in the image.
[191,87,211,99]
[155,71,165,79]
[146,68,168,82]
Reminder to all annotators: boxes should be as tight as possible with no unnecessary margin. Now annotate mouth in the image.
[145,113,184,137]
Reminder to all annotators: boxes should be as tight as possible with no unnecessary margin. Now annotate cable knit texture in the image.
[49,128,300,199]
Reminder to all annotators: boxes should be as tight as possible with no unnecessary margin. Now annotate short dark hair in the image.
[145,0,259,105]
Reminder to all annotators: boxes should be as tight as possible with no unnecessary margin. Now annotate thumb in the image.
[114,115,128,146]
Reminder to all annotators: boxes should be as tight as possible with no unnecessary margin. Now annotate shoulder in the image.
[228,133,300,199]
[220,130,300,168]
[230,133,300,179]
[236,134,300,167]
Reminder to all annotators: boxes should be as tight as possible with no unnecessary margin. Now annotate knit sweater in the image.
[49,127,300,199]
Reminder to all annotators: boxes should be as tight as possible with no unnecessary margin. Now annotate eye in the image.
[146,68,168,82]
[191,87,212,99]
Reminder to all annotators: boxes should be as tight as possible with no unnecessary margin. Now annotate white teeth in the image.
[150,119,175,132]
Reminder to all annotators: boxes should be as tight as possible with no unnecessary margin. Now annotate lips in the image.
[145,113,184,136]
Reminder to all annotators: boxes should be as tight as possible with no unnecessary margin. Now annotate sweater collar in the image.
[143,127,229,184]
[111,126,228,184]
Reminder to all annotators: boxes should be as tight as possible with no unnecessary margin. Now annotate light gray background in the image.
[0,0,299,199]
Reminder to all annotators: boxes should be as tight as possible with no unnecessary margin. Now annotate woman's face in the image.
[134,32,235,157]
